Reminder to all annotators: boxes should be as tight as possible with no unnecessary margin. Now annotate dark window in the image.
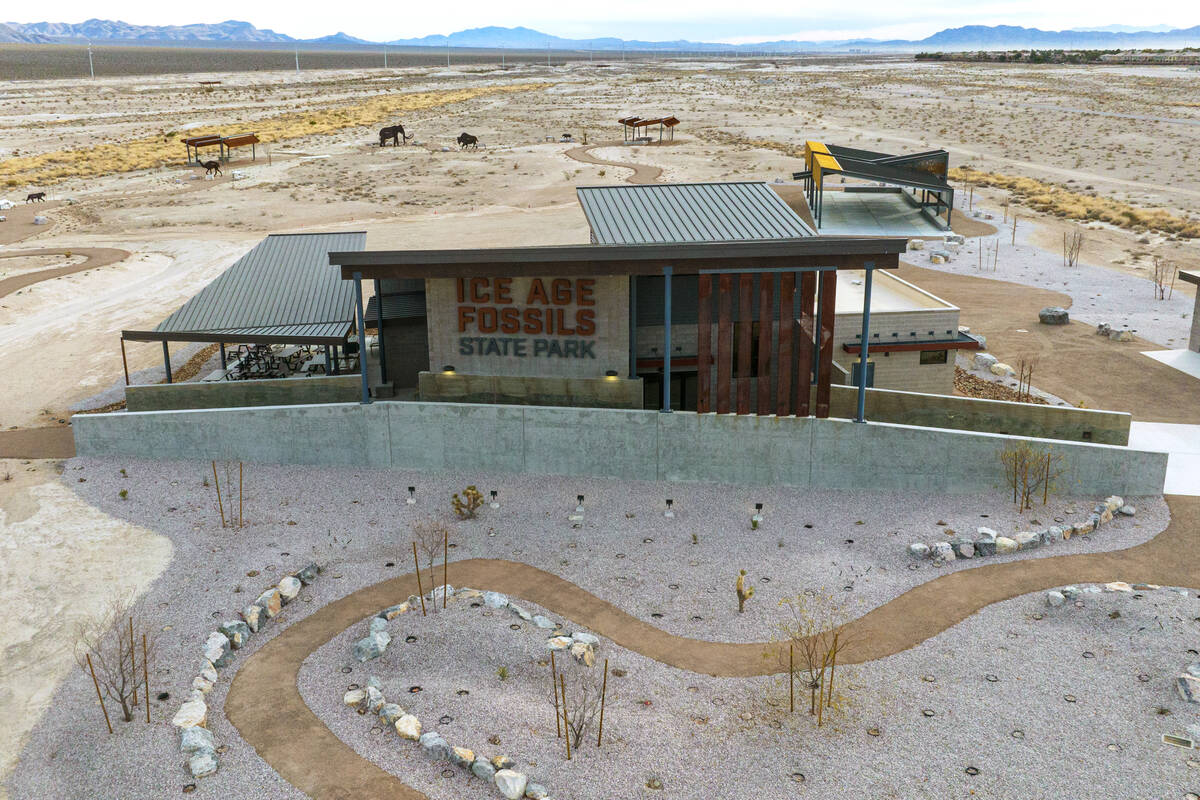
[920,349,949,365]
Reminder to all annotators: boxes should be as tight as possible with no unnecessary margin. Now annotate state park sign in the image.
[425,276,629,378]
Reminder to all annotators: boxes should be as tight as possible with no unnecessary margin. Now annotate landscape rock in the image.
[188,751,219,778]
[343,688,366,708]
[296,563,320,585]
[1118,505,1136,516]
[218,620,252,649]
[1104,581,1133,593]
[192,675,214,694]
[379,703,404,726]
[571,641,596,666]
[1105,496,1124,512]
[1060,586,1080,599]
[1046,526,1064,543]
[365,686,385,714]
[1038,306,1069,325]
[240,603,263,633]
[1045,590,1066,607]
[1073,522,1093,536]
[491,755,515,770]
[381,602,410,620]
[369,617,388,635]
[572,632,599,646]
[525,784,549,800]
[509,603,533,621]
[908,542,930,559]
[930,542,955,562]
[419,732,452,760]
[976,527,997,540]
[483,591,509,609]
[989,362,1015,376]
[532,614,557,629]
[450,746,475,768]
[172,698,208,729]
[180,726,215,755]
[994,536,1018,555]
[277,575,302,604]
[203,632,232,667]
[1096,322,1111,336]
[495,770,528,800]
[255,588,283,618]
[353,631,391,662]
[951,540,974,559]
[471,759,496,781]
[395,714,421,740]
[1109,329,1134,342]
[547,636,573,651]
[1013,532,1040,551]
[1177,665,1200,703]
[431,584,455,604]
[366,675,382,691]
[974,539,997,557]
[974,353,998,369]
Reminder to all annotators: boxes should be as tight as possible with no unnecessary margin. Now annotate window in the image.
[920,349,949,365]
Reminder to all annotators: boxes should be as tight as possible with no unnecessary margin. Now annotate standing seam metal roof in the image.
[148,232,365,341]
[576,182,815,245]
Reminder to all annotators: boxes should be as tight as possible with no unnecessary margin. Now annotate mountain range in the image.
[1,19,1199,52]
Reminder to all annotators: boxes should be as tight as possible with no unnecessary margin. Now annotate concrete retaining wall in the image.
[417,371,643,409]
[126,375,361,412]
[73,401,1167,496]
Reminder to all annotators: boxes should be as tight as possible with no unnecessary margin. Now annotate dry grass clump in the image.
[0,83,550,187]
[951,166,1200,239]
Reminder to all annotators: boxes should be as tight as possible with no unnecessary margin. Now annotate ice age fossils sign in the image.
[426,276,628,378]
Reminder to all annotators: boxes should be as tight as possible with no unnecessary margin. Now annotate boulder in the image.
[255,588,283,618]
[172,698,208,729]
[495,770,528,800]
[343,688,367,708]
[525,784,550,800]
[1118,505,1136,516]
[1109,329,1134,342]
[532,614,557,629]
[199,662,217,684]
[547,636,573,651]
[990,362,1015,377]
[974,353,998,370]
[192,675,214,694]
[930,542,955,562]
[395,714,421,740]
[203,632,232,668]
[572,632,600,646]
[353,631,391,662]
[908,542,930,559]
[419,732,452,760]
[241,603,263,633]
[369,617,388,635]
[457,589,483,600]
[180,726,215,755]
[188,751,219,778]
[1096,323,1111,336]
[378,703,404,726]
[1038,307,1069,325]
[976,527,998,541]
[32,215,48,225]
[951,540,975,559]
[471,759,496,781]
[218,620,252,650]
[1013,532,1039,551]
[491,755,516,771]
[278,576,302,605]
[1046,526,1064,543]
[450,746,475,768]
[994,536,1018,555]
[296,563,320,585]
[509,603,533,621]
[571,640,596,666]
[431,584,455,605]
[1073,522,1093,536]
[1060,586,1080,600]
[1045,590,1066,608]
[366,675,382,691]
[381,602,410,620]
[1104,581,1133,593]
[365,686,385,714]
[483,591,509,609]
[974,539,997,557]
[1105,496,1124,512]
[1177,666,1200,703]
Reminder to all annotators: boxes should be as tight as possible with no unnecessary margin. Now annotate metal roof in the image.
[124,232,364,345]
[365,293,427,322]
[577,182,815,245]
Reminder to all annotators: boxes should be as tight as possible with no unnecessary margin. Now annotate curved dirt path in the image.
[0,247,131,300]
[564,141,663,185]
[227,495,1199,800]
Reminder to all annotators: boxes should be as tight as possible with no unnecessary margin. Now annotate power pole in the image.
[87,41,95,79]
[294,47,299,72]
[446,42,450,67]
[383,46,387,69]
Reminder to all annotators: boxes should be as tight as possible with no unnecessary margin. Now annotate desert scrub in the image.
[0,83,551,187]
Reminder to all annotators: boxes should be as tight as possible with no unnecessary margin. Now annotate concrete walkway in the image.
[1129,422,1200,496]
[226,495,1200,800]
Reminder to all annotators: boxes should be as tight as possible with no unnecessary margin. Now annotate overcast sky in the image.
[9,1,1197,42]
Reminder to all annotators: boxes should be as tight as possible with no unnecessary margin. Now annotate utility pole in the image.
[294,47,299,72]
[383,46,387,69]
[446,41,450,68]
[87,41,95,79]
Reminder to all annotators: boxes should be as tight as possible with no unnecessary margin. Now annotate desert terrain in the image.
[1,54,1197,799]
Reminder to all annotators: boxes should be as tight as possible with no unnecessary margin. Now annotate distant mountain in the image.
[4,19,1200,52]
[1071,24,1176,34]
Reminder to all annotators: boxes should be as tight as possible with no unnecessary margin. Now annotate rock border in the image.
[908,495,1134,563]
[172,562,322,779]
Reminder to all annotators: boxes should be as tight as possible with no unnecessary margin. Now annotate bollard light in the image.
[490,490,500,509]
[575,494,585,514]
[406,486,416,505]
[664,498,675,519]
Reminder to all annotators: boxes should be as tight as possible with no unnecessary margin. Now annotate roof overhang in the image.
[842,333,981,354]
[332,238,906,280]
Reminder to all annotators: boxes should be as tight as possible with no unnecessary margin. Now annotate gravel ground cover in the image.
[303,583,1200,800]
[5,457,1173,799]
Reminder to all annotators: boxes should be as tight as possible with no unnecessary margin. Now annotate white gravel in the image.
[5,457,1176,799]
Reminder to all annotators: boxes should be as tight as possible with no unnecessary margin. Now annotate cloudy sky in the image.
[10,0,1196,42]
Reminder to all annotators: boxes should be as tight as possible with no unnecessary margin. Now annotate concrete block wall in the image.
[73,401,1167,496]
[125,375,361,412]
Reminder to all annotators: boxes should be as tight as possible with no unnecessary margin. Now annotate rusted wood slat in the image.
[756,273,773,415]
[736,275,753,414]
[716,274,733,414]
[795,271,816,416]
[815,271,837,419]
[775,273,795,416]
[697,275,712,413]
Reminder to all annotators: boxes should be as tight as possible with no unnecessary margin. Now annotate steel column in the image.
[374,279,388,385]
[855,265,875,423]
[716,274,733,414]
[775,272,795,416]
[219,343,227,370]
[815,271,837,419]
[162,341,172,384]
[697,274,712,413]
[353,272,370,404]
[736,275,753,414]
[662,266,672,413]
[120,338,130,386]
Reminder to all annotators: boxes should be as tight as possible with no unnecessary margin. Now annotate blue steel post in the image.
[662,266,672,412]
[353,271,370,405]
[855,264,874,423]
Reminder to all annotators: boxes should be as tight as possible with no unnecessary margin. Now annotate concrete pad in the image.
[816,191,947,237]
[1141,349,1200,381]
[1128,421,1200,496]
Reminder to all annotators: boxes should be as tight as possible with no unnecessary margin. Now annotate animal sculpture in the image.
[457,132,479,149]
[379,125,413,146]
[25,191,45,202]
[201,160,222,176]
